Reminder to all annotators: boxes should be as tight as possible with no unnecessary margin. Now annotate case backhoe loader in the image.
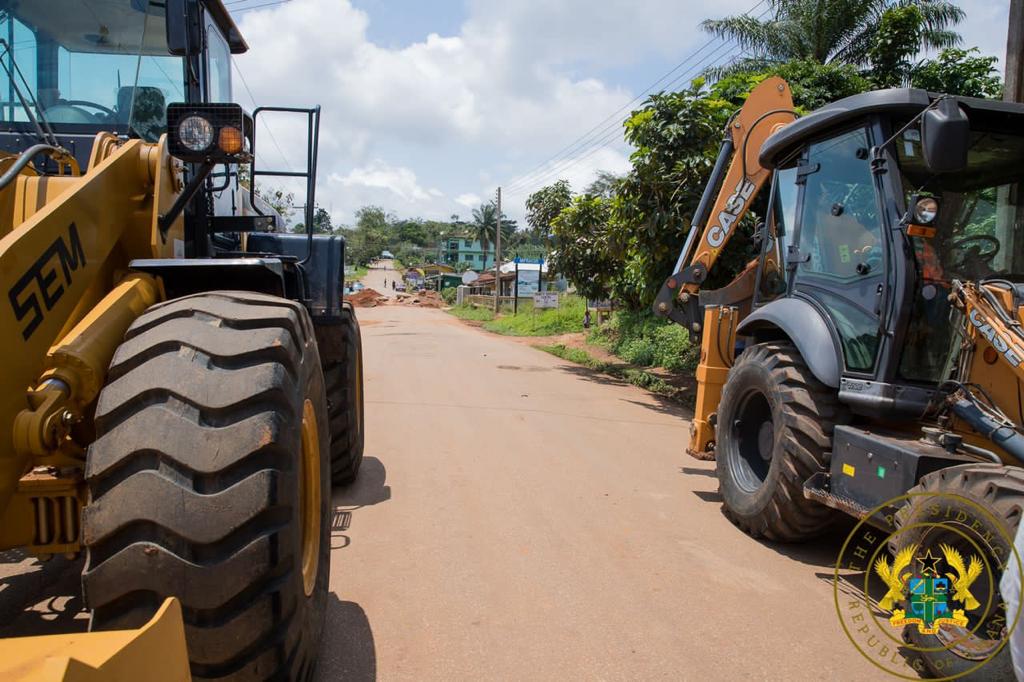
[0,1,364,679]
[655,77,1024,677]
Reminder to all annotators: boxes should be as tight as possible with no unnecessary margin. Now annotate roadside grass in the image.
[588,310,699,373]
[448,303,496,322]
[448,298,698,402]
[538,343,681,400]
[483,296,586,336]
[347,265,369,281]
[446,295,587,334]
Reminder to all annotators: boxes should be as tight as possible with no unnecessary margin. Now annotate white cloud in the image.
[235,0,642,223]
[455,193,482,208]
[331,160,437,203]
[235,0,1012,227]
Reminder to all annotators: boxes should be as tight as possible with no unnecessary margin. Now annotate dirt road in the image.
[0,281,906,679]
[319,303,900,680]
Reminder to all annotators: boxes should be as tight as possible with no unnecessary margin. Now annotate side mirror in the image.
[166,0,202,56]
[921,98,969,174]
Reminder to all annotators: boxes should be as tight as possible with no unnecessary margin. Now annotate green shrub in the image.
[588,309,699,373]
[618,336,657,366]
[441,287,457,305]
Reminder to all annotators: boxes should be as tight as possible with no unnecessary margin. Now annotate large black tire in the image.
[894,464,1024,680]
[324,302,364,485]
[82,291,331,681]
[716,342,843,541]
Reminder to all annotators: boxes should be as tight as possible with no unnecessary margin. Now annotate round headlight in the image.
[178,115,214,152]
[913,196,939,224]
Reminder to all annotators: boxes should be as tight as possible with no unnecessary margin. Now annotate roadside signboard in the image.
[535,292,559,309]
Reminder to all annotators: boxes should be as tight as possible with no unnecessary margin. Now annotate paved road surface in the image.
[318,303,899,680]
[0,275,907,679]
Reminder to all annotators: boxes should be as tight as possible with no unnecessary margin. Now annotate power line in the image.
[231,60,295,173]
[503,0,769,194]
[503,30,762,194]
[228,0,293,13]
[504,32,753,195]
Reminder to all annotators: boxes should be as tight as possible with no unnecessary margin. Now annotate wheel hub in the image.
[299,399,322,597]
[757,420,774,460]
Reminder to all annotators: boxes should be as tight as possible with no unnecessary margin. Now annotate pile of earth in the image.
[395,290,444,308]
[348,288,389,307]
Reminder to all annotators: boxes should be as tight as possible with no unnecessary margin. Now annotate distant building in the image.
[438,236,495,269]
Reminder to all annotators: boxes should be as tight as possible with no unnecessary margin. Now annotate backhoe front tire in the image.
[716,342,842,542]
[82,291,331,681]
[893,464,1024,680]
[325,302,364,486]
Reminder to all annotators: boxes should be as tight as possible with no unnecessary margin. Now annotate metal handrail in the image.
[248,105,322,266]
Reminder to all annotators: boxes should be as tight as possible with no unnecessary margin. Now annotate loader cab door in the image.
[789,126,887,376]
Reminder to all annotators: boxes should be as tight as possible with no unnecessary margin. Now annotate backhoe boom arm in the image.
[653,77,796,332]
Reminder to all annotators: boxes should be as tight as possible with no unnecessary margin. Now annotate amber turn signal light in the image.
[219,126,244,154]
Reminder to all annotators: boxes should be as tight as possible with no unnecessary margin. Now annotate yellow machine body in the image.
[0,598,190,682]
[0,135,193,671]
[0,134,182,553]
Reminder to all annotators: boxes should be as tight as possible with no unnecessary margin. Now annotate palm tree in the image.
[470,203,496,270]
[702,0,963,76]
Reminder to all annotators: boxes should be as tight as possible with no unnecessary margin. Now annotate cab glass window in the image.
[206,24,232,103]
[793,127,883,373]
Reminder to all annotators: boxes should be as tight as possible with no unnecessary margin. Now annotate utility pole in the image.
[1006,0,1024,104]
[493,187,502,313]
[1001,0,1024,268]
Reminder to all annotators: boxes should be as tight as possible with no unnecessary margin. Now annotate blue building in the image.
[439,236,495,270]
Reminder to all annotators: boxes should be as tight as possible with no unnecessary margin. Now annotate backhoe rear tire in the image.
[82,291,331,681]
[325,302,364,486]
[716,342,843,542]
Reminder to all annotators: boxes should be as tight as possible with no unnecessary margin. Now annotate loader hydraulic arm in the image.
[653,77,796,333]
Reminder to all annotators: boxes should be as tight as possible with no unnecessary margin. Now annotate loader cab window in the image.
[755,166,798,304]
[793,127,884,373]
[205,21,232,103]
[896,125,1024,383]
[0,2,185,141]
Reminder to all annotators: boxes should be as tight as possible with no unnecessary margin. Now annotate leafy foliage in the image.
[702,0,964,78]
[911,48,1003,98]
[549,194,618,301]
[469,201,519,268]
[868,6,924,87]
[526,179,572,245]
[589,311,700,372]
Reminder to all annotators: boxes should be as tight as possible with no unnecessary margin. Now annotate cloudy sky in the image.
[229,0,1012,227]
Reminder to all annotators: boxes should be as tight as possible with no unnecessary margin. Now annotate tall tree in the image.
[702,0,963,77]
[526,180,572,245]
[470,203,495,269]
[469,202,517,269]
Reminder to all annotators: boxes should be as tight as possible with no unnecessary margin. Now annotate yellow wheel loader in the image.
[0,1,364,679]
[656,77,1024,676]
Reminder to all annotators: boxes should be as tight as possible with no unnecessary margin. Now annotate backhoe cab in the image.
[660,81,1024,676]
[0,2,364,679]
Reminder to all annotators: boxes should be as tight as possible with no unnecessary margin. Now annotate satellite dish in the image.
[462,270,479,284]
